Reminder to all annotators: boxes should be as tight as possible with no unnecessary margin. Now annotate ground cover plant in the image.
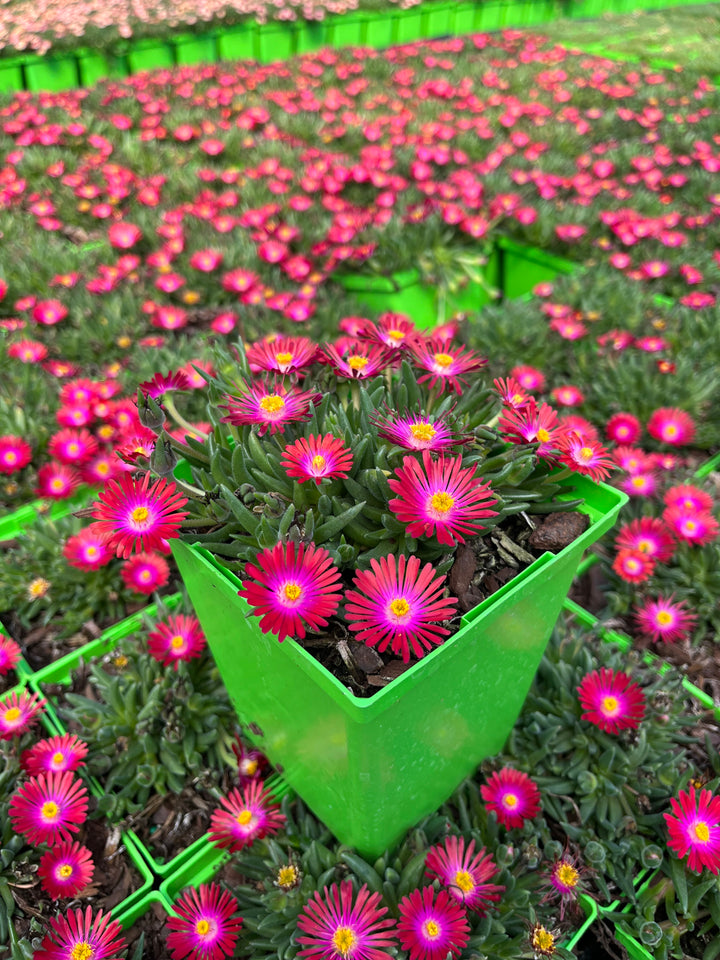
[1,11,720,959]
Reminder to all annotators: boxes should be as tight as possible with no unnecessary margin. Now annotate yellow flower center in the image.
[410,423,436,441]
[695,821,710,842]
[312,455,327,470]
[332,927,356,957]
[537,428,550,443]
[5,451,18,464]
[578,446,594,462]
[431,492,454,514]
[68,443,79,455]
[96,462,110,474]
[28,578,50,598]
[389,598,411,619]
[656,611,673,625]
[388,329,405,341]
[665,424,678,438]
[348,355,369,371]
[284,583,302,602]
[51,751,66,767]
[117,336,132,348]
[686,520,697,533]
[139,570,153,582]
[3,707,21,723]
[631,476,646,488]
[277,864,299,888]
[70,944,94,960]
[242,758,258,776]
[433,352,454,368]
[196,920,211,936]
[259,394,285,414]
[58,864,74,878]
[454,870,475,893]
[131,506,149,524]
[422,920,441,939]
[503,792,518,808]
[532,927,555,952]
[50,478,65,492]
[237,809,253,826]
[42,801,60,820]
[170,634,185,649]
[275,352,293,365]
[556,863,579,888]
[602,695,619,715]
[86,546,98,558]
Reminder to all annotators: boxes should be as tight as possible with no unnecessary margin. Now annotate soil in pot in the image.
[122,898,170,957]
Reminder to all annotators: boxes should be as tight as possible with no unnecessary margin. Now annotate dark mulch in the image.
[122,897,169,958]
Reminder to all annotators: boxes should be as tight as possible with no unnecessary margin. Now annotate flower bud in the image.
[150,434,178,479]
[584,841,606,865]
[137,390,165,431]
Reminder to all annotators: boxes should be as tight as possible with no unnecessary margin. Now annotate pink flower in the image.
[425,836,504,914]
[209,781,286,853]
[297,880,396,960]
[281,434,353,485]
[166,884,243,960]
[577,668,646,734]
[397,886,469,960]
[665,786,720,874]
[634,595,696,644]
[647,408,696,446]
[481,767,541,829]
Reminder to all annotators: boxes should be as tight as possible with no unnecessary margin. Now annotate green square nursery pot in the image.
[23,56,79,92]
[217,22,256,61]
[295,20,329,53]
[0,57,25,93]
[498,236,579,299]
[173,33,218,66]
[127,40,175,73]
[394,5,426,43]
[257,22,296,63]
[364,14,396,49]
[422,1,455,37]
[327,13,367,47]
[172,474,626,858]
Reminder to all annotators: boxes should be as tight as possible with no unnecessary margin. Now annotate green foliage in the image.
[57,607,238,820]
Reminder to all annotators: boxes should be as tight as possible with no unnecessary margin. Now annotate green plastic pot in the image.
[127,40,175,73]
[498,236,579,299]
[327,13,366,47]
[113,890,173,936]
[257,22,296,63]
[477,0,508,30]
[173,33,218,65]
[364,14,396,49]
[335,251,500,330]
[159,835,231,900]
[395,5,426,43]
[172,473,625,858]
[0,57,25,93]
[23,55,79,92]
[76,49,129,85]
[453,1,479,33]
[695,450,720,479]
[295,20,329,53]
[0,485,93,543]
[422,1,455,37]
[217,22,256,60]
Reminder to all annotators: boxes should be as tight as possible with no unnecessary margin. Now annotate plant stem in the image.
[164,396,208,441]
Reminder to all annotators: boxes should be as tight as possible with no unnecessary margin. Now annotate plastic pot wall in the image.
[172,474,626,857]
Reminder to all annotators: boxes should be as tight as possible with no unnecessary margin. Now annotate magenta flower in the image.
[48,428,98,466]
[615,517,676,563]
[665,785,720,874]
[63,526,113,572]
[166,883,243,960]
[209,780,286,853]
[647,407,695,446]
[510,364,546,392]
[558,434,613,482]
[281,434,353,485]
[35,462,81,499]
[89,473,188,559]
[345,554,457,663]
[0,434,32,474]
[147,614,207,667]
[397,886,470,960]
[499,400,564,457]
[321,341,390,380]
[221,382,320,436]
[0,635,21,676]
[409,339,486,394]
[246,336,319,376]
[481,768,541,829]
[551,385,584,407]
[138,370,191,399]
[577,668,646,734]
[296,880,397,960]
[605,412,642,444]
[546,856,583,919]
[612,549,655,584]
[662,506,719,546]
[634,595,697,644]
[0,689,46,740]
[425,836,504,914]
[34,906,126,960]
[373,411,467,452]
[22,733,88,776]
[493,376,531,409]
[38,840,94,900]
[360,313,419,351]
[239,541,342,642]
[9,771,88,846]
[120,551,171,594]
[664,484,714,514]
[388,451,497,546]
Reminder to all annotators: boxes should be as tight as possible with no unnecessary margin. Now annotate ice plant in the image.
[634,595,697,644]
[615,517,676,563]
[0,434,32,474]
[544,856,583,921]
[38,840,94,900]
[612,549,655,584]
[665,785,720,874]
[557,434,613,482]
[664,485,714,514]
[409,338,486,394]
[120,551,171,594]
[296,880,397,960]
[0,689,46,740]
[9,771,88,845]
[0,634,21,675]
[89,472,188,559]
[499,401,565,458]
[481,767,541,829]
[662,506,719,545]
[22,733,88,776]
[345,553,458,663]
[373,410,466,452]
[606,412,642,445]
[281,434,353,485]
[529,922,559,958]
[246,336,319,375]
[209,780,286,852]
[221,382,320,436]
[396,886,470,960]
[239,541,343,642]
[147,613,207,666]
[577,668,646,734]
[387,450,498,546]
[165,883,243,960]
[647,408,696,446]
[425,835,504,914]
[34,906,126,960]
[63,526,113,571]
